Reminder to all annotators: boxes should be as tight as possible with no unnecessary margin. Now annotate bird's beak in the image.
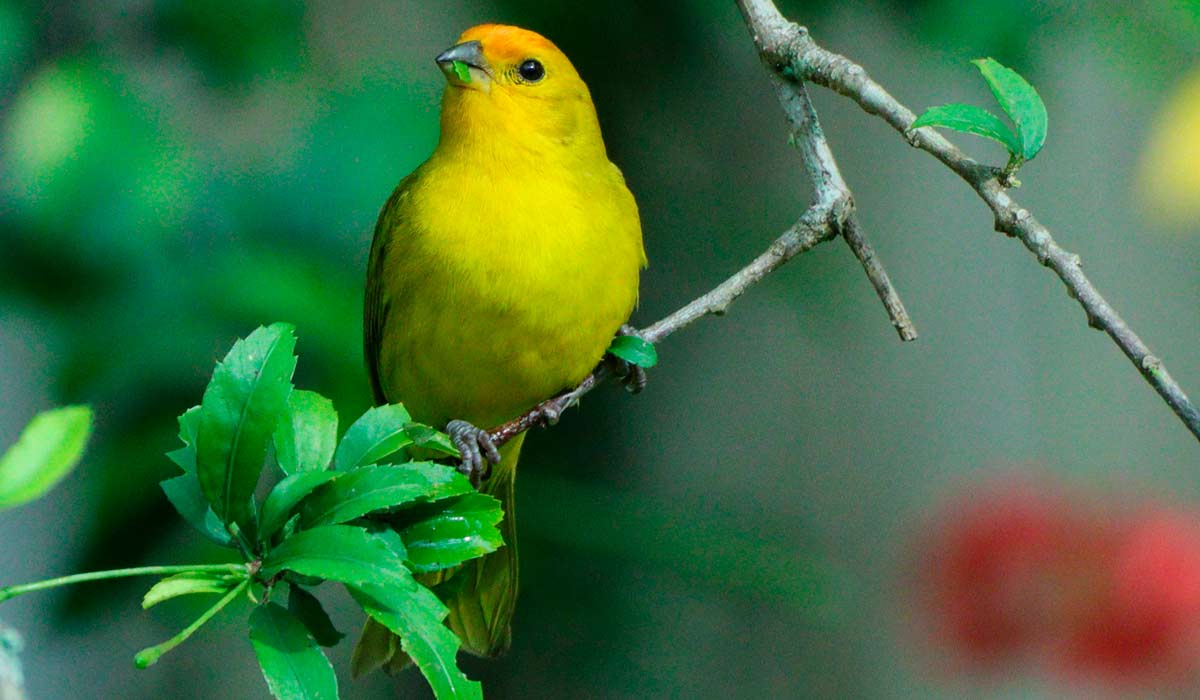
[436,40,491,91]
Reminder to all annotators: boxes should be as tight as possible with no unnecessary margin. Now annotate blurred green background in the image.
[3,0,1200,697]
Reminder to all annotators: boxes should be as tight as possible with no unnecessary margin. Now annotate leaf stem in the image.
[134,578,250,668]
[1001,153,1024,187]
[0,563,248,603]
[228,521,258,561]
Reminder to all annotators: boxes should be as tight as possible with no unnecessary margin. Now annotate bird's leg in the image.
[605,324,648,394]
[447,419,502,488]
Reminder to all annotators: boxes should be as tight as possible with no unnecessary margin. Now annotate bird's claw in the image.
[606,324,649,395]
[447,419,501,488]
[619,363,648,394]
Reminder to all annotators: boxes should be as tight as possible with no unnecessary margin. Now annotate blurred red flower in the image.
[1055,509,1200,684]
[915,476,1200,689]
[916,479,1085,664]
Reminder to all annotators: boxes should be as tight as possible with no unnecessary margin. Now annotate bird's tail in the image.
[351,432,523,677]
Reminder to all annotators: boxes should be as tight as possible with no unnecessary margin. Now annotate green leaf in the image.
[249,603,338,700]
[402,423,460,458]
[365,523,409,561]
[160,473,234,546]
[401,494,505,574]
[332,404,413,471]
[273,390,338,475]
[196,323,298,528]
[287,586,345,647]
[972,57,1048,160]
[260,525,408,585]
[166,406,201,473]
[142,571,240,609]
[162,405,234,545]
[259,471,338,544]
[349,582,481,700]
[451,60,471,84]
[911,103,1021,156]
[607,335,658,368]
[0,405,91,510]
[298,463,473,528]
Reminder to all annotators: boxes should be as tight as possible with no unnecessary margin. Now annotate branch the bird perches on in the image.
[489,3,918,447]
[491,0,1200,448]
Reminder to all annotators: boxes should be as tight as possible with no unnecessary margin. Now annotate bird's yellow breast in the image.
[371,144,644,428]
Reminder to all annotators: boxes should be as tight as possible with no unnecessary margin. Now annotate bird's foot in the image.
[446,419,502,488]
[605,324,649,394]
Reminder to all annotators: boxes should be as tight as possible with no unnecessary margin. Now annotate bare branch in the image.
[768,75,918,342]
[490,4,922,445]
[738,0,1200,441]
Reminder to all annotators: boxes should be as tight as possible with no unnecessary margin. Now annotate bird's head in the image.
[434,25,605,155]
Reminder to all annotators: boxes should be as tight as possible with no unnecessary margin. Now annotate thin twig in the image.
[841,215,917,341]
[768,73,918,342]
[736,0,1200,441]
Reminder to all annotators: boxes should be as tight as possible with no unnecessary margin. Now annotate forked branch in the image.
[489,11,918,446]
[736,0,1200,442]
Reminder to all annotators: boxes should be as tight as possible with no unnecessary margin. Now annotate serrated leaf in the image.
[166,406,201,473]
[349,581,481,700]
[142,571,240,609]
[287,587,344,647]
[402,423,460,458]
[401,494,505,574]
[298,463,473,528]
[259,525,409,585]
[332,404,413,471]
[366,524,409,561]
[249,603,338,700]
[607,335,658,368]
[274,391,338,475]
[911,103,1021,156]
[161,473,233,546]
[196,323,298,529]
[0,405,91,510]
[260,471,338,543]
[973,57,1047,160]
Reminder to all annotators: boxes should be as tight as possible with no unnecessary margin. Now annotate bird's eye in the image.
[517,59,545,83]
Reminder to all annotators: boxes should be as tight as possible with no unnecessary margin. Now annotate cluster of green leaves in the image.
[157,322,503,698]
[2,324,505,700]
[911,57,1048,176]
[0,405,91,512]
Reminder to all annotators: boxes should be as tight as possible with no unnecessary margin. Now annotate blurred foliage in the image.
[0,405,91,511]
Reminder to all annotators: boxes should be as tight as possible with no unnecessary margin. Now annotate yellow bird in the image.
[355,24,646,674]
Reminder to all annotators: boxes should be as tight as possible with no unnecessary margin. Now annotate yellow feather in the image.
[357,24,644,669]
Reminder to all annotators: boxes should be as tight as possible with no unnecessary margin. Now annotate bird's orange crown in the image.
[457,24,558,65]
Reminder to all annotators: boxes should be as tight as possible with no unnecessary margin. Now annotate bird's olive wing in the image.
[363,176,414,406]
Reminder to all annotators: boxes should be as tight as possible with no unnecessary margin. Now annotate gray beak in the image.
[436,41,487,85]
[435,40,487,71]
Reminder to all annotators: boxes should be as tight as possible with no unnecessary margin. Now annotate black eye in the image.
[518,59,545,82]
